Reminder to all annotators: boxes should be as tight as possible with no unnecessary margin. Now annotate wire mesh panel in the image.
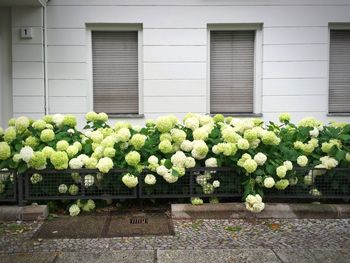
[139,172,191,198]
[24,169,137,201]
[0,170,17,202]
[265,168,350,199]
[190,167,242,198]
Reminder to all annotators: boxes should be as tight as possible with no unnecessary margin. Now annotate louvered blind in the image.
[92,31,138,114]
[329,30,350,113]
[210,31,255,114]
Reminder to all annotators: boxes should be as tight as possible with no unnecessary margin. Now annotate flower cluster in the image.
[0,112,349,216]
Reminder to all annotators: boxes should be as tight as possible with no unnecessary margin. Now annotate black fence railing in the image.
[0,169,17,203]
[1,167,349,206]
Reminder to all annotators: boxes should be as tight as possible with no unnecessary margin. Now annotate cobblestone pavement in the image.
[0,218,350,253]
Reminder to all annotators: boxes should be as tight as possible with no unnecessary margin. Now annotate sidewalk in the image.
[1,248,349,263]
[1,217,350,262]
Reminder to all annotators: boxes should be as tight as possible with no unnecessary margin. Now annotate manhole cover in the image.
[106,212,174,237]
[34,215,108,239]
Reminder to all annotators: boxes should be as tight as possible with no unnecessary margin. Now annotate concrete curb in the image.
[0,205,48,221]
[171,203,350,219]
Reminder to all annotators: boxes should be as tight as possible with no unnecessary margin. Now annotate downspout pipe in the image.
[43,1,49,115]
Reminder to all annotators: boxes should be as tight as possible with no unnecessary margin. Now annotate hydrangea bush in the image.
[0,112,350,215]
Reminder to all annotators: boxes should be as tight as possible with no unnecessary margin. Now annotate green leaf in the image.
[339,134,350,141]
[171,169,180,177]
[14,143,22,151]
[83,143,93,155]
[335,150,346,162]
[164,159,172,169]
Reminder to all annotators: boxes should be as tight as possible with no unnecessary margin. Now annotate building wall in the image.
[11,6,45,120]
[0,8,12,128]
[11,0,350,125]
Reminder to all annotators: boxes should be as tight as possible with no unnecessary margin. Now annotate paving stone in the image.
[157,249,281,263]
[273,249,350,263]
[1,219,350,253]
[55,251,154,263]
[0,252,56,263]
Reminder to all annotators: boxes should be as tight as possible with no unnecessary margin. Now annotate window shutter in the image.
[210,30,255,114]
[329,30,350,113]
[92,31,138,114]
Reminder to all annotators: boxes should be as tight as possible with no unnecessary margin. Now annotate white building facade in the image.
[0,0,350,127]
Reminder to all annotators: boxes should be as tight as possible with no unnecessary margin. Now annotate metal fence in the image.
[0,170,17,203]
[1,167,349,205]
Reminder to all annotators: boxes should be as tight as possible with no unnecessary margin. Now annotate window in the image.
[92,31,139,114]
[329,29,350,114]
[210,30,255,114]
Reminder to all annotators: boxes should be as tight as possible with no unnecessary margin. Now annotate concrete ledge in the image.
[171,203,350,219]
[0,205,48,221]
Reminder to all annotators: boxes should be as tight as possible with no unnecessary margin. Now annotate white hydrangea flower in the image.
[163,172,178,183]
[276,165,288,178]
[144,174,156,185]
[320,156,338,169]
[96,157,113,173]
[253,152,267,166]
[30,173,42,184]
[213,180,220,188]
[283,161,293,171]
[297,155,308,167]
[170,151,187,167]
[69,158,83,169]
[77,154,90,165]
[205,158,218,168]
[84,174,94,187]
[53,114,64,126]
[245,194,265,213]
[156,165,168,176]
[184,117,199,130]
[180,140,193,152]
[19,146,34,163]
[237,138,250,150]
[184,157,196,168]
[122,173,138,188]
[69,204,80,216]
[58,184,68,194]
[148,155,159,164]
[309,127,319,137]
[263,177,275,188]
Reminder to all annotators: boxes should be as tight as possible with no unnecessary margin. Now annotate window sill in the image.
[108,114,145,118]
[210,113,263,117]
[327,113,350,117]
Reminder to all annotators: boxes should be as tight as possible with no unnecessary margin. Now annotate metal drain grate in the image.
[130,217,148,224]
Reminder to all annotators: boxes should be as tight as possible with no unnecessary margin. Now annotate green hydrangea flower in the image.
[56,140,69,151]
[62,115,77,127]
[32,120,47,130]
[24,136,39,148]
[29,152,47,169]
[15,116,30,133]
[125,151,141,167]
[4,127,16,143]
[69,184,79,195]
[159,140,173,154]
[50,151,69,170]
[275,179,289,190]
[40,129,55,142]
[130,134,147,150]
[0,142,11,160]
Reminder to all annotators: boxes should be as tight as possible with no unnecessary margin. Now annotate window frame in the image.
[86,23,144,118]
[207,24,263,117]
[327,23,350,116]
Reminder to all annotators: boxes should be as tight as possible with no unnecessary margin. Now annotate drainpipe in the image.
[43,2,49,115]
